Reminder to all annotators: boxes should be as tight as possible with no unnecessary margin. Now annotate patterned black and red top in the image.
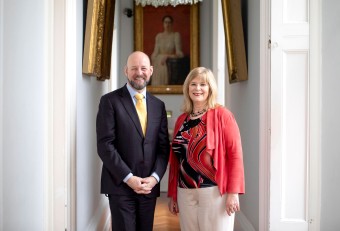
[171,114,217,188]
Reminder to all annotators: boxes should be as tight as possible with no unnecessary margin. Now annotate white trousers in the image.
[177,186,235,231]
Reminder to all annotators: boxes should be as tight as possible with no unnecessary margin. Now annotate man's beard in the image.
[128,78,149,90]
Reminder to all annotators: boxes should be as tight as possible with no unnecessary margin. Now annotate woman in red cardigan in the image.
[167,67,245,231]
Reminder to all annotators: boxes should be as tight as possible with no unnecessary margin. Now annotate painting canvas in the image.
[134,4,200,94]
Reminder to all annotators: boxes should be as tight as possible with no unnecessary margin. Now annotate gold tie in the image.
[135,93,147,135]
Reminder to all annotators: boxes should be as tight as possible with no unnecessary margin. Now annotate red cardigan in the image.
[168,106,245,201]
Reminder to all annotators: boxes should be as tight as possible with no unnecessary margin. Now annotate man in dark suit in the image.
[96,51,170,231]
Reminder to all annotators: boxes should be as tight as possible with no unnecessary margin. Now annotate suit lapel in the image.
[119,85,144,137]
[145,93,157,138]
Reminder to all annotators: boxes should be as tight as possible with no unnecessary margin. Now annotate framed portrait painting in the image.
[134,4,200,94]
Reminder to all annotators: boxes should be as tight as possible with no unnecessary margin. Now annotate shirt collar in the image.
[126,83,147,99]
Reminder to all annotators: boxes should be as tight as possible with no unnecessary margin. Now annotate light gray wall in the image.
[0,0,108,229]
[76,73,108,229]
[0,0,3,228]
[321,0,340,230]
[76,0,109,229]
[1,0,46,229]
[227,0,260,229]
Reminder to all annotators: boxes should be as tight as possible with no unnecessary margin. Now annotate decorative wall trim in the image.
[212,0,226,105]
[65,0,77,229]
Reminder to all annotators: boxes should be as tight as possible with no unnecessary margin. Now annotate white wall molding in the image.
[65,0,77,229]
[212,0,226,105]
[109,0,119,92]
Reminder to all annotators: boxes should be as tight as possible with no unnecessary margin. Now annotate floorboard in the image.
[153,192,180,231]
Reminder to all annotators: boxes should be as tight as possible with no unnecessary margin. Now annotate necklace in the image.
[190,109,206,117]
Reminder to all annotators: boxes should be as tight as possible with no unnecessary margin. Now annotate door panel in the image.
[270,0,310,230]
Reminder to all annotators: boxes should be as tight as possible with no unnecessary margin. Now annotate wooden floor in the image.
[153,193,242,231]
[153,192,180,231]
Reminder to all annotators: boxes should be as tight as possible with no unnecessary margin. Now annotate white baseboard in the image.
[235,211,256,231]
[86,197,111,231]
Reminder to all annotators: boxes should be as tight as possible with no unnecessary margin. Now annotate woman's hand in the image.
[226,193,240,216]
[168,197,179,215]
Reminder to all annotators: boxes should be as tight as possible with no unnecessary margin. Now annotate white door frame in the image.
[46,0,77,230]
[65,0,77,229]
[308,0,322,229]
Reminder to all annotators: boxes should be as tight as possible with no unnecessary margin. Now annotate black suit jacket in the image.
[96,85,170,197]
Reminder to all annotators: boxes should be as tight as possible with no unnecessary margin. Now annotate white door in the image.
[270,0,310,230]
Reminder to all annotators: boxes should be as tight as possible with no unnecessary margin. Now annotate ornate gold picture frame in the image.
[134,4,200,94]
[82,0,115,81]
[221,0,248,83]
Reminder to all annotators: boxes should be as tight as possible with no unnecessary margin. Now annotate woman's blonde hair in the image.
[182,67,218,114]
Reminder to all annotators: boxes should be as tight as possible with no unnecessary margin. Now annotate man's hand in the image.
[139,176,158,192]
[126,176,152,194]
